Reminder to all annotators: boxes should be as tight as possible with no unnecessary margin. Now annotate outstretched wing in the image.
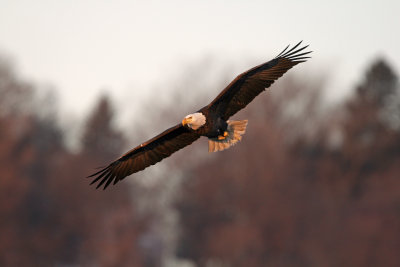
[207,41,312,120]
[88,124,200,190]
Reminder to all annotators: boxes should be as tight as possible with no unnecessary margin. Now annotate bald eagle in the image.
[88,42,311,189]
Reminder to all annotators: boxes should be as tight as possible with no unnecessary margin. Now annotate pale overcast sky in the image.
[1,0,399,119]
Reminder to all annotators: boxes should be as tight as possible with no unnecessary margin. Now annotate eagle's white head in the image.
[182,112,206,130]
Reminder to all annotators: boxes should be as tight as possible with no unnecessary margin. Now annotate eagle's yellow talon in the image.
[218,131,229,140]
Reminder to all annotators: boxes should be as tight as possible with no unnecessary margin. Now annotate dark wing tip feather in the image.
[276,42,312,62]
[86,166,106,178]
[103,173,115,190]
[275,44,290,58]
[286,51,312,60]
[89,168,108,185]
[87,162,119,190]
[283,41,303,56]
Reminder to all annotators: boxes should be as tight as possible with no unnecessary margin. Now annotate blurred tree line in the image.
[0,57,145,266]
[0,53,399,267]
[176,59,400,267]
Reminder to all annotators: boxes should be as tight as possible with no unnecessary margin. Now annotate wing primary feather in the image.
[87,166,108,178]
[275,44,290,58]
[289,56,311,61]
[281,44,309,58]
[96,172,113,189]
[103,173,115,190]
[280,41,303,57]
[89,169,109,185]
[286,51,312,60]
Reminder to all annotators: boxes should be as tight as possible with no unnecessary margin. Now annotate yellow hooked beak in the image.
[182,117,191,126]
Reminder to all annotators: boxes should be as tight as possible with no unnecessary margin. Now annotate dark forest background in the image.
[1,52,400,267]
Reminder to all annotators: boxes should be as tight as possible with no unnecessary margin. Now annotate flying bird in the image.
[88,41,312,189]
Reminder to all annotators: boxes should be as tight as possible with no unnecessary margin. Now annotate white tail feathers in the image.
[208,120,248,152]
